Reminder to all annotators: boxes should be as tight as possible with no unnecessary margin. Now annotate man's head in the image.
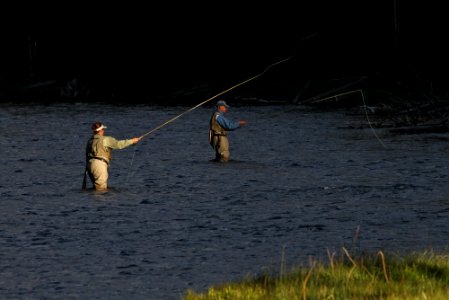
[216,100,229,112]
[91,122,107,134]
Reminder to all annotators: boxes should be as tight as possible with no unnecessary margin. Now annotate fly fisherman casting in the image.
[83,122,141,191]
[82,52,299,190]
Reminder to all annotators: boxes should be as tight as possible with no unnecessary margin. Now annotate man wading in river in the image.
[209,100,247,162]
[84,122,141,191]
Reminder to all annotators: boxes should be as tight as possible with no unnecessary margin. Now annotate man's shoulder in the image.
[102,135,116,142]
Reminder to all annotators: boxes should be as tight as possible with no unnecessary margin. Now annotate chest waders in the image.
[209,112,227,149]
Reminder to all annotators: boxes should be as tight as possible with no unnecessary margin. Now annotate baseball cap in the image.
[216,100,230,108]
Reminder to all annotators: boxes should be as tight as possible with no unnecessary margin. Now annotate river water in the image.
[1,101,449,299]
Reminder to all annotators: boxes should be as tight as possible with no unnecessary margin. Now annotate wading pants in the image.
[212,135,230,162]
[87,159,109,190]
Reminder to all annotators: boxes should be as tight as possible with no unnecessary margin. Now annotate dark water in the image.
[1,102,449,299]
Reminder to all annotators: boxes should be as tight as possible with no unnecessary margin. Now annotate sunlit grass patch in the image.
[182,248,449,300]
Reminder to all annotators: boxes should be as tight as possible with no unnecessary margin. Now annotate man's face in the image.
[218,105,228,112]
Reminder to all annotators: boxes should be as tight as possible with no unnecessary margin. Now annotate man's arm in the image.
[103,136,140,149]
[216,114,242,130]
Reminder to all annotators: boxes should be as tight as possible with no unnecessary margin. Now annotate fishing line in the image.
[313,89,387,149]
[358,89,388,149]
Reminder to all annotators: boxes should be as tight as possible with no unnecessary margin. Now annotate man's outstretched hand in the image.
[132,137,142,144]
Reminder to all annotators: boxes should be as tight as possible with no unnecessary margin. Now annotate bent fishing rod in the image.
[123,34,320,185]
[138,55,292,139]
[138,33,319,139]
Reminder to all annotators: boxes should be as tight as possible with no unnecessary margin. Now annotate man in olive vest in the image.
[84,122,141,190]
[209,100,247,162]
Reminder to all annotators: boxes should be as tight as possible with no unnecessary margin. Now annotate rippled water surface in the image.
[1,102,449,299]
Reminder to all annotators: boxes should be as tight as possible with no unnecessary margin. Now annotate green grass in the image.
[182,248,449,300]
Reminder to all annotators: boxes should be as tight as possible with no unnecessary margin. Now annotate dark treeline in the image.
[1,2,448,105]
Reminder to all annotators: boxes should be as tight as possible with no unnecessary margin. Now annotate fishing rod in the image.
[123,55,294,186]
[138,55,293,139]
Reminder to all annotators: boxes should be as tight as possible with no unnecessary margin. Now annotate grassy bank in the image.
[182,248,449,300]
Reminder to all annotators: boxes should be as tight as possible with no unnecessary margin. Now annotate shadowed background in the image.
[1,2,448,103]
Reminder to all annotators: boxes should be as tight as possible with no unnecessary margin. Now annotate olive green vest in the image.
[86,135,112,161]
[209,112,227,136]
